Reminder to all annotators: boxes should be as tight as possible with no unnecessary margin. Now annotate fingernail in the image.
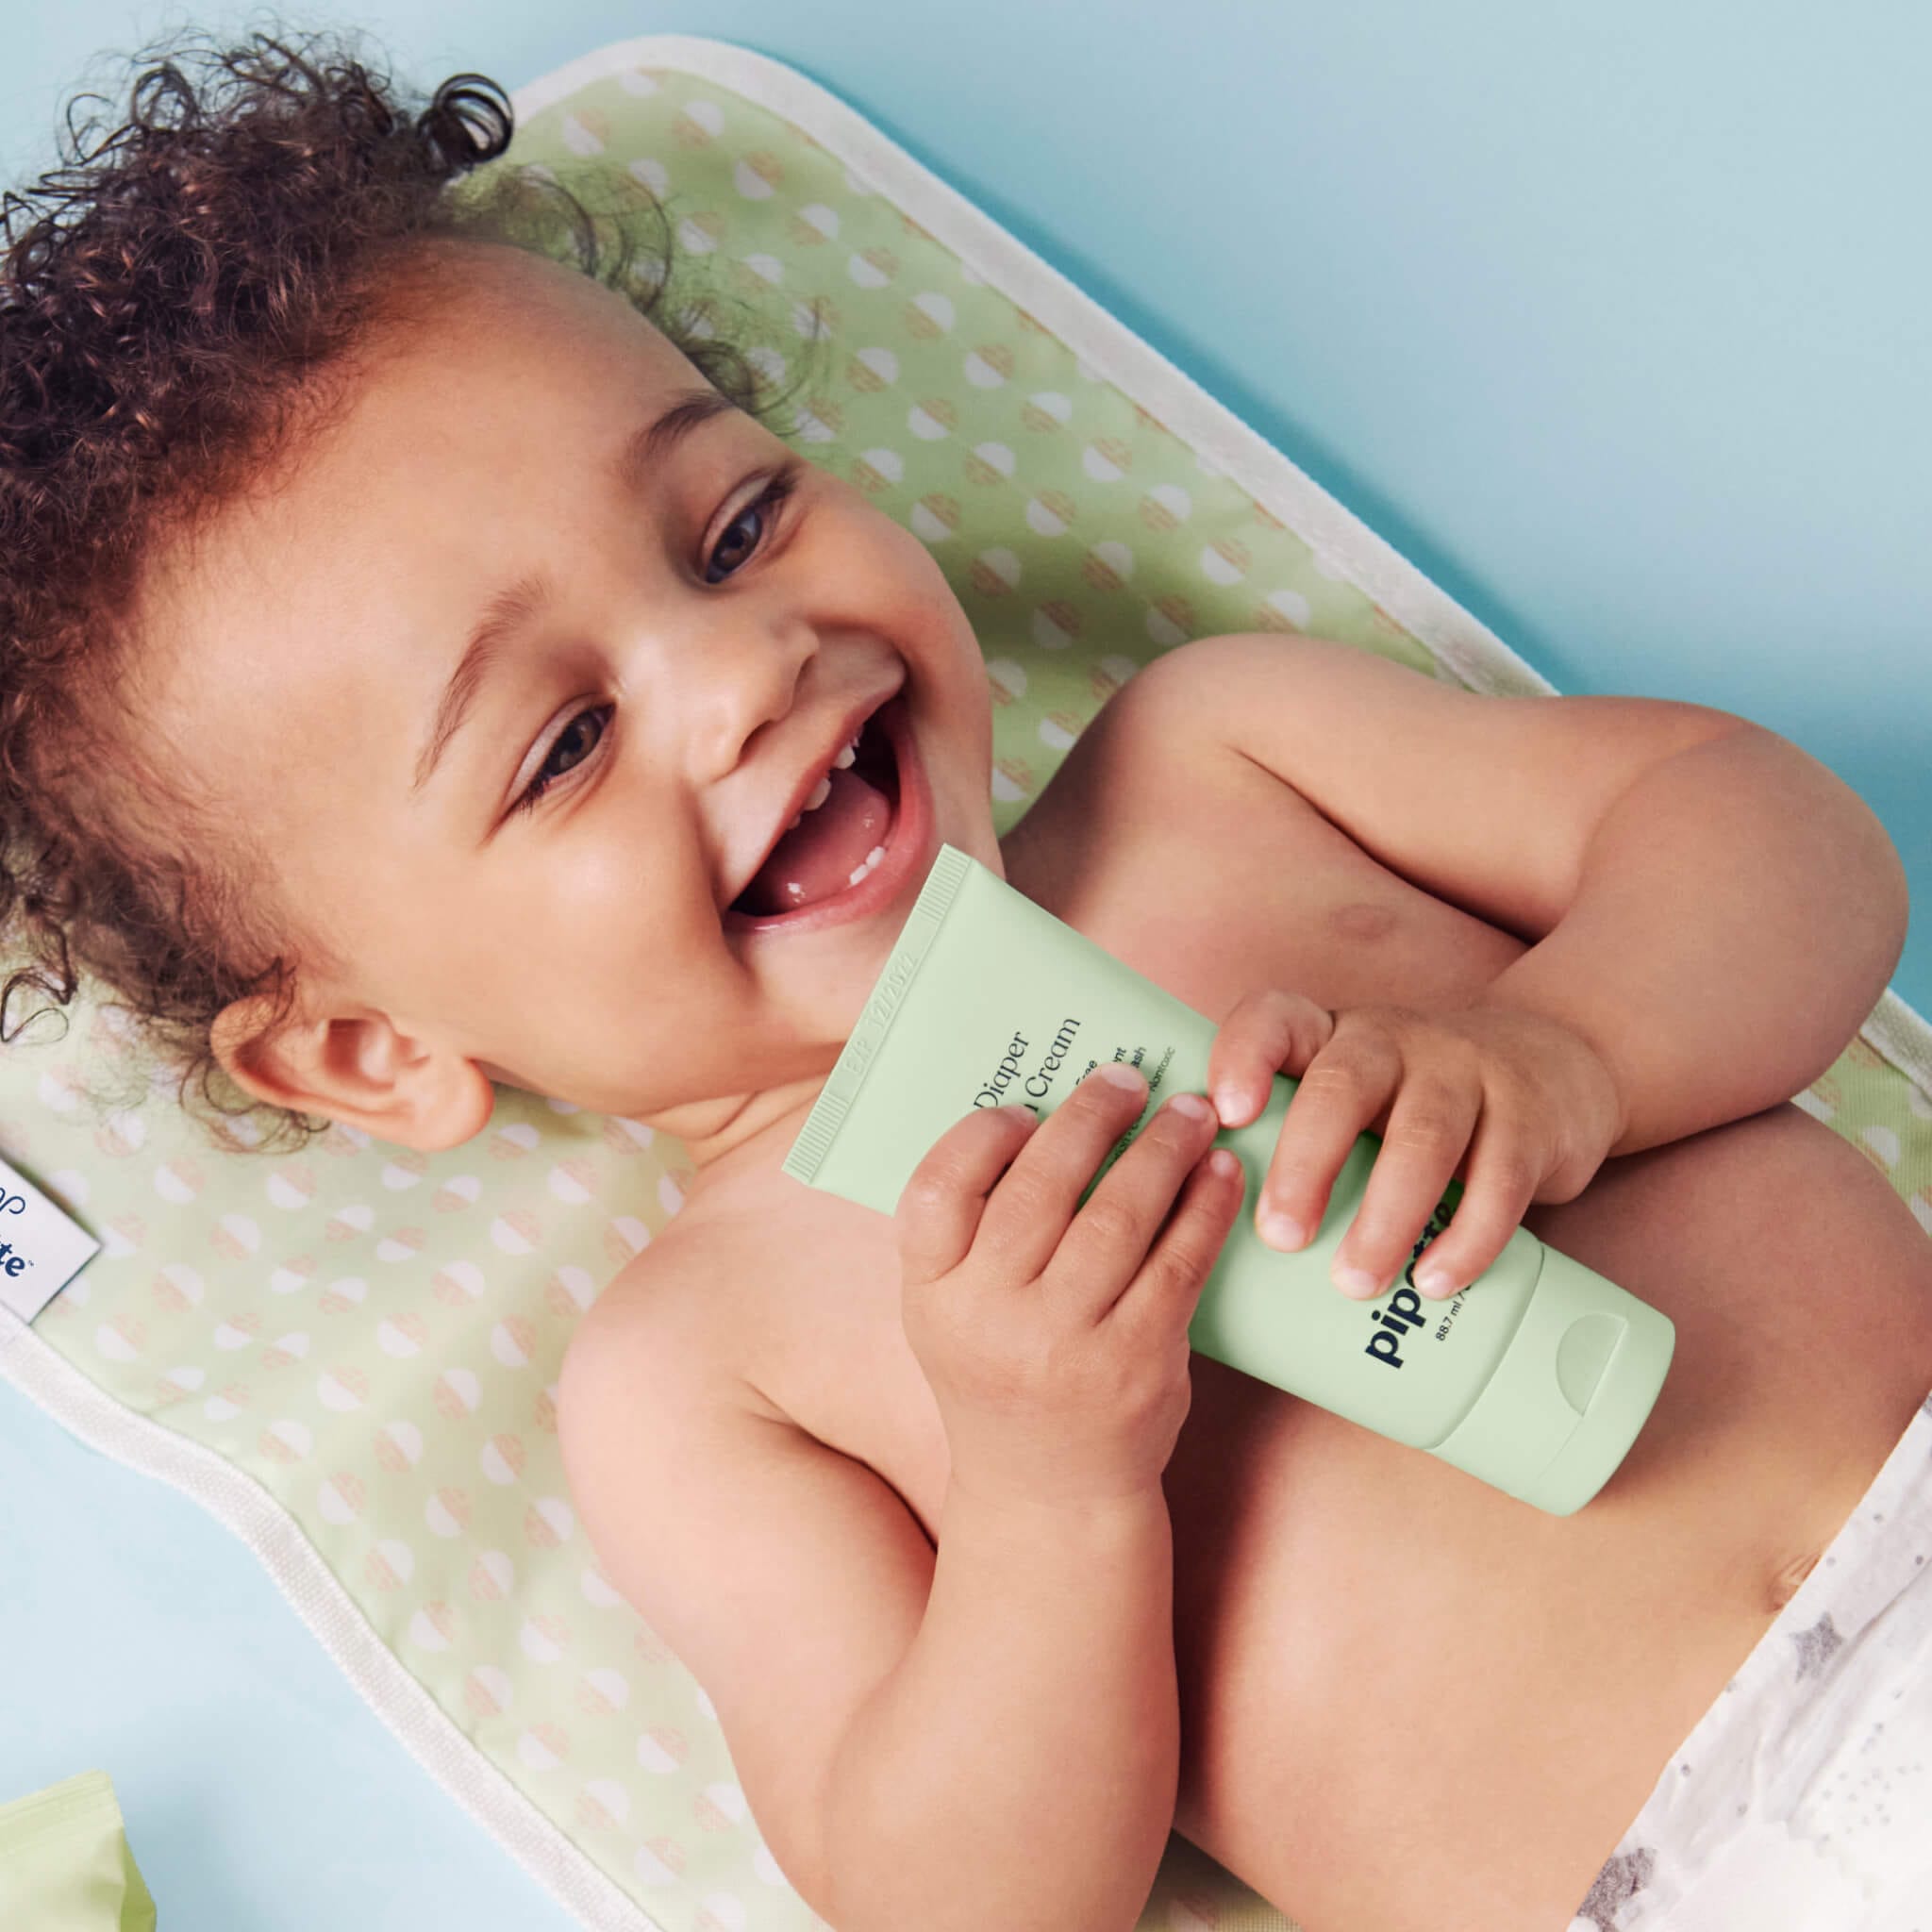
[1414,1262,1456,1298]
[1168,1091,1214,1123]
[1259,1210,1307,1251]
[1333,1263,1384,1299]
[1213,1083,1246,1125]
[1094,1061,1145,1091]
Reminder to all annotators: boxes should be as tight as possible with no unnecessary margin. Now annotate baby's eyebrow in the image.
[608,387,741,495]
[409,387,739,800]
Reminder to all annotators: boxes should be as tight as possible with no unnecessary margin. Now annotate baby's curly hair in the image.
[0,23,812,1155]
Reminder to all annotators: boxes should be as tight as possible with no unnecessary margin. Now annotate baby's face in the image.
[138,241,999,1152]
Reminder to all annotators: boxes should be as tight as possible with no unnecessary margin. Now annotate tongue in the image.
[739,764,894,915]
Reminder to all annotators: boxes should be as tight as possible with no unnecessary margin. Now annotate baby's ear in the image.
[209,991,496,1152]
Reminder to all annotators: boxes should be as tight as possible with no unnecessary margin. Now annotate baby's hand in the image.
[1206,989,1627,1301]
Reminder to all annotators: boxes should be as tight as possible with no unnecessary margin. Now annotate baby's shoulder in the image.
[561,1213,783,1429]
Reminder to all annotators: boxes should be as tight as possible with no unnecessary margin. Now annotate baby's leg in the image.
[1527,1096,1932,1564]
[1559,1105,1932,1931]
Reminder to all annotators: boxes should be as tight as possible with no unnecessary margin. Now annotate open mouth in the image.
[724,693,929,936]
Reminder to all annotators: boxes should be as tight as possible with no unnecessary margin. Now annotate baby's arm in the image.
[1141,633,1910,1151]
[827,1482,1178,1932]
[558,1283,1179,1932]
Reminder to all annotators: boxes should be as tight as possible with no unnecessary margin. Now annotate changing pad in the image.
[4,34,1929,1932]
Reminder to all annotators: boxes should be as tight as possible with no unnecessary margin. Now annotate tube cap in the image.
[1424,1245,1676,1515]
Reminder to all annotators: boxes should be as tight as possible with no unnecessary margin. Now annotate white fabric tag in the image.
[0,1154,100,1323]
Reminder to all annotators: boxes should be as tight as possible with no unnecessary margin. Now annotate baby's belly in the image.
[1158,1100,1932,1932]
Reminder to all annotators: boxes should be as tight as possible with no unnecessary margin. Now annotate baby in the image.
[6,31,1930,1932]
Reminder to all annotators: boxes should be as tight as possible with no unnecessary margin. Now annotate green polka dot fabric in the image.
[3,35,1928,1932]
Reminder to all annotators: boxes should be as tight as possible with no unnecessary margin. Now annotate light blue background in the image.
[3,4,1928,1927]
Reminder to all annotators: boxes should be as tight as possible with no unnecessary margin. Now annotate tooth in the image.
[802,774,832,812]
[832,742,857,770]
[846,844,888,890]
[786,812,802,832]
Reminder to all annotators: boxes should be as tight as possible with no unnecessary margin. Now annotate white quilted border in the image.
[4,31,1927,1932]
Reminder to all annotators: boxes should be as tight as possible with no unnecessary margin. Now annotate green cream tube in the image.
[784,843,1675,1516]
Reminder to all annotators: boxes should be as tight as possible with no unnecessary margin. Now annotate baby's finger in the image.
[1256,1029,1402,1254]
[1408,1111,1546,1299]
[1329,1074,1480,1298]
[893,1105,1040,1287]
[973,1063,1153,1283]
[1050,1090,1223,1319]
[1110,1144,1246,1337]
[1207,988,1335,1128]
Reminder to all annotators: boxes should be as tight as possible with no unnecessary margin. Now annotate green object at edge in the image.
[0,1770,158,1931]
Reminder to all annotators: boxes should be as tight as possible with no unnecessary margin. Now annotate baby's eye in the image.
[514,703,611,815]
[705,462,800,585]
